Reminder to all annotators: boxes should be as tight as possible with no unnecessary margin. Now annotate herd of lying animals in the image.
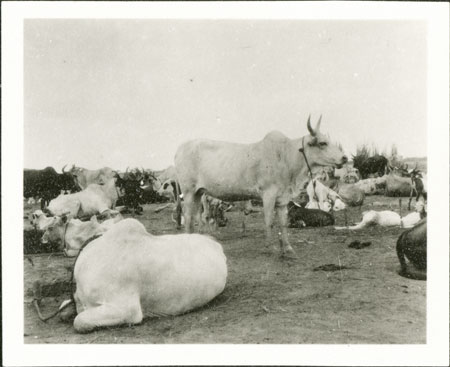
[24,116,427,333]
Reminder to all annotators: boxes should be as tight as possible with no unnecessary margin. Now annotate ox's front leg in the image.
[73,299,143,333]
[183,193,196,233]
[276,204,297,258]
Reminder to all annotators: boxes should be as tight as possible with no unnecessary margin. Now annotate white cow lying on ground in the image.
[41,214,123,256]
[47,178,122,219]
[335,201,425,230]
[60,218,227,333]
[29,210,56,230]
[306,178,346,212]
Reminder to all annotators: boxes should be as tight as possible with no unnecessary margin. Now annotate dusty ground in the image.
[24,195,426,344]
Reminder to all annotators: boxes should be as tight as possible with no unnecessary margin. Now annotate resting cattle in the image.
[41,214,123,256]
[335,204,423,230]
[306,179,346,212]
[70,166,115,190]
[287,201,334,228]
[396,219,427,280]
[175,115,347,257]
[352,154,388,179]
[47,178,122,218]
[354,176,386,195]
[334,183,365,207]
[24,166,79,210]
[65,219,227,332]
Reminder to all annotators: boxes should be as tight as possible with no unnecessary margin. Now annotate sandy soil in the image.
[24,195,426,344]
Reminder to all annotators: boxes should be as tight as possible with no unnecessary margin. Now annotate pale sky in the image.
[24,19,427,171]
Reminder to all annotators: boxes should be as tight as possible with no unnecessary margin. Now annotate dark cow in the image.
[287,201,335,228]
[408,164,427,210]
[396,219,427,280]
[23,166,79,210]
[115,169,155,214]
[352,154,388,179]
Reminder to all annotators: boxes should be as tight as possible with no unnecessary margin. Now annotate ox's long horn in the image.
[307,115,316,136]
[62,164,67,173]
[316,115,322,133]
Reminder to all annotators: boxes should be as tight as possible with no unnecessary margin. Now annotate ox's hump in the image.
[262,130,290,143]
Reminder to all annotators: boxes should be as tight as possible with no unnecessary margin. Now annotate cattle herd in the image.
[24,116,427,334]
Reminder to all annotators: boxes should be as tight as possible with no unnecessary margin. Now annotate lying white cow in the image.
[335,201,425,230]
[64,218,227,333]
[306,179,346,212]
[29,210,56,231]
[47,177,122,219]
[41,214,123,256]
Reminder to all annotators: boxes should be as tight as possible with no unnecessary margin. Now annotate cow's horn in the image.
[316,115,322,133]
[307,115,316,136]
[62,164,67,173]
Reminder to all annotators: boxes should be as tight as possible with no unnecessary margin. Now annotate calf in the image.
[396,219,427,280]
[59,219,227,333]
[287,201,334,228]
[200,194,232,231]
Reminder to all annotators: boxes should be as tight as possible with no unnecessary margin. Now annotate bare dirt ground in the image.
[24,195,426,344]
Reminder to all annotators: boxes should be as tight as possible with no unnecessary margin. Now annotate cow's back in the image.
[175,132,296,200]
[74,219,227,316]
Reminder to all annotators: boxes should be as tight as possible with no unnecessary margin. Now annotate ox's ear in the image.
[90,215,98,223]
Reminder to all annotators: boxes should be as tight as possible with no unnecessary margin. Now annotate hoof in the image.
[281,248,298,259]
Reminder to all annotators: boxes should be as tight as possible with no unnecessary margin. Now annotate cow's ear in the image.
[90,215,98,223]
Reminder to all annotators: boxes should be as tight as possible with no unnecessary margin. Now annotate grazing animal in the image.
[200,194,232,231]
[65,219,227,333]
[287,201,335,227]
[385,172,413,197]
[175,115,347,257]
[40,214,123,257]
[408,164,427,210]
[352,154,388,179]
[306,178,347,212]
[69,166,116,190]
[115,169,154,214]
[24,166,80,210]
[396,219,427,280]
[46,178,123,218]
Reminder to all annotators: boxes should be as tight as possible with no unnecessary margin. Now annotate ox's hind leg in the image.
[262,189,279,254]
[276,204,297,258]
[183,191,202,233]
[73,298,143,333]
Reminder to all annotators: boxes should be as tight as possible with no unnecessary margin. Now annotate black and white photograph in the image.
[2,1,449,366]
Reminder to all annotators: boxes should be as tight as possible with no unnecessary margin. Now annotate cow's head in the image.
[40,214,68,246]
[301,115,348,169]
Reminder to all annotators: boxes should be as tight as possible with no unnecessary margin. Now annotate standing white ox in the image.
[174,116,347,257]
[47,178,122,218]
[69,219,227,333]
